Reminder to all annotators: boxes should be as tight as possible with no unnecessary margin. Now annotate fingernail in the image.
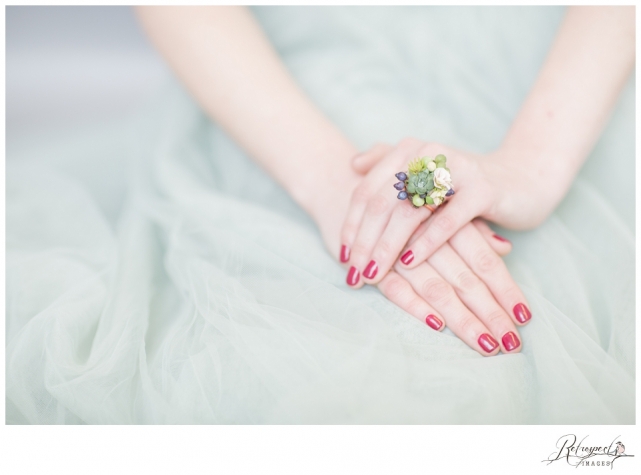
[478,333,499,353]
[400,250,414,265]
[346,266,360,286]
[425,314,443,331]
[363,260,378,279]
[502,332,521,352]
[513,303,532,324]
[492,234,510,243]
[340,245,350,263]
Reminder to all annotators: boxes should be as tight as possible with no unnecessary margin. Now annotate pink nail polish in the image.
[513,303,532,324]
[425,314,443,331]
[478,333,499,353]
[346,266,360,286]
[340,245,350,263]
[502,332,521,352]
[363,260,378,279]
[492,234,510,243]
[400,250,414,265]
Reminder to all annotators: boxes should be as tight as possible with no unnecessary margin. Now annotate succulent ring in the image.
[393,154,454,212]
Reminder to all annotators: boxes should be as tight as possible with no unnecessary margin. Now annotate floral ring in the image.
[393,154,454,212]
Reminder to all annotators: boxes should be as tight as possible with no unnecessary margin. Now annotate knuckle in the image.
[452,270,482,294]
[502,287,523,306]
[381,275,409,302]
[421,278,453,303]
[351,240,371,259]
[366,195,390,217]
[341,223,358,243]
[351,151,365,162]
[420,142,447,156]
[399,137,420,150]
[474,251,501,273]
[417,142,436,156]
[375,239,394,261]
[485,310,507,328]
[397,201,420,220]
[472,217,486,228]
[374,142,388,152]
[433,214,456,233]
[416,232,437,254]
[405,297,426,317]
[457,317,477,338]
[351,185,370,206]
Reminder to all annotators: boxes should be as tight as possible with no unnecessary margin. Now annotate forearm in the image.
[500,6,634,207]
[136,6,358,221]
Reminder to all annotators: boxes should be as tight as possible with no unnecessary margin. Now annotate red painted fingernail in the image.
[346,266,360,286]
[363,260,378,279]
[425,314,443,331]
[502,332,521,352]
[400,250,414,265]
[478,333,499,353]
[340,245,350,263]
[492,234,510,243]
[513,303,532,324]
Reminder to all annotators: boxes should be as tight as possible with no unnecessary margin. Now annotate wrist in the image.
[289,142,360,224]
[482,146,557,229]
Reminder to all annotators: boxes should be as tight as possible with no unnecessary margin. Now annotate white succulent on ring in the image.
[433,167,452,190]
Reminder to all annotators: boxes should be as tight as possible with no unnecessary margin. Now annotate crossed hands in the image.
[333,138,540,356]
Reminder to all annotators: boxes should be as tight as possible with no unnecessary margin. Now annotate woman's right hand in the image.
[339,139,544,290]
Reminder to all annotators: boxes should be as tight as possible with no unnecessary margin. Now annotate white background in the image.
[2,4,639,475]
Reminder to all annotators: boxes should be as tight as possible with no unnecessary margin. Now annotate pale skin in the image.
[345,6,635,289]
[136,6,634,356]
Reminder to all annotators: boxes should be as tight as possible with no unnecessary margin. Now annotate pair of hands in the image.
[319,138,538,356]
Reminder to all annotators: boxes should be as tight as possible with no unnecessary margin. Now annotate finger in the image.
[340,139,421,264]
[449,223,532,326]
[398,193,483,268]
[351,143,393,175]
[427,242,522,354]
[340,183,374,263]
[361,200,431,285]
[347,191,397,289]
[377,271,445,331]
[395,261,500,356]
[344,139,424,287]
[472,218,512,256]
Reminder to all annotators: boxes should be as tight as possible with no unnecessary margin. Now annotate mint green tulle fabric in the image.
[6,6,635,424]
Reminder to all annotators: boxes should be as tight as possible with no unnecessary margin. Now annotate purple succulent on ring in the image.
[445,188,455,197]
[393,181,405,191]
[397,191,408,200]
[395,172,408,181]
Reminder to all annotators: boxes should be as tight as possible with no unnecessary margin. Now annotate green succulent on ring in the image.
[405,170,434,195]
[407,157,427,175]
